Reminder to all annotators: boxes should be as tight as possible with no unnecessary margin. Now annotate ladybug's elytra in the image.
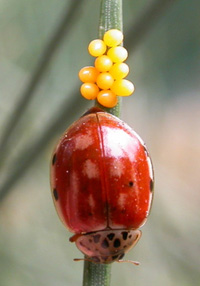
[50,107,154,264]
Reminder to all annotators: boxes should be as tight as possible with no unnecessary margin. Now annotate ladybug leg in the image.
[73,257,94,263]
[117,259,140,266]
[73,257,140,265]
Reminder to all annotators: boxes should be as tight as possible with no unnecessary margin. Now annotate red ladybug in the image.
[50,107,154,264]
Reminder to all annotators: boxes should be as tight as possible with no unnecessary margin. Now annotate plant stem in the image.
[95,0,123,118]
[82,261,112,286]
[0,0,87,168]
[98,0,122,39]
[83,1,122,286]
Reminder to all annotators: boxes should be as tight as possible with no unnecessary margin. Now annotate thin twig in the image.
[0,0,86,163]
[0,93,88,202]
[0,89,87,202]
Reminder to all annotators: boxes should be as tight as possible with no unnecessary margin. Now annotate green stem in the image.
[83,1,122,286]
[98,0,123,39]
[95,0,123,118]
[82,261,111,286]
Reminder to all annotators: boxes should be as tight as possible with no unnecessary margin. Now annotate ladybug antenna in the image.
[73,258,95,263]
[117,259,140,266]
[73,258,84,262]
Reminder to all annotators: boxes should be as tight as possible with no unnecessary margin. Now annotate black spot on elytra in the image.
[107,233,115,241]
[128,181,134,187]
[52,153,57,165]
[121,231,128,240]
[119,253,125,260]
[112,254,119,261]
[101,238,109,249]
[93,234,101,243]
[114,238,121,248]
[128,234,132,239]
[150,179,154,192]
[53,189,58,201]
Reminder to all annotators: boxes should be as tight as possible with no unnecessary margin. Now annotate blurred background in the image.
[0,0,199,285]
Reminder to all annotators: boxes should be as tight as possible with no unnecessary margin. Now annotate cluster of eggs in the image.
[79,29,134,108]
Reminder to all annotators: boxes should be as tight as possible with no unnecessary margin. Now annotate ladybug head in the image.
[71,229,141,264]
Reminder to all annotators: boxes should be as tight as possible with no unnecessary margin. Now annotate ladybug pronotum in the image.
[50,107,154,264]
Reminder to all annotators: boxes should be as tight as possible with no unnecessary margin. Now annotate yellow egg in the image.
[96,73,114,89]
[107,46,128,63]
[103,29,123,47]
[79,66,99,83]
[111,79,134,96]
[80,83,99,100]
[88,39,106,57]
[95,55,113,72]
[97,90,118,108]
[109,63,129,79]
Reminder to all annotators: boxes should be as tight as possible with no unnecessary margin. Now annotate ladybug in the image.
[50,107,154,264]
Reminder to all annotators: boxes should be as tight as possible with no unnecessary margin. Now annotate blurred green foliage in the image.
[0,0,200,285]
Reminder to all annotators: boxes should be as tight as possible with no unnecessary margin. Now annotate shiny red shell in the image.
[50,108,153,235]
